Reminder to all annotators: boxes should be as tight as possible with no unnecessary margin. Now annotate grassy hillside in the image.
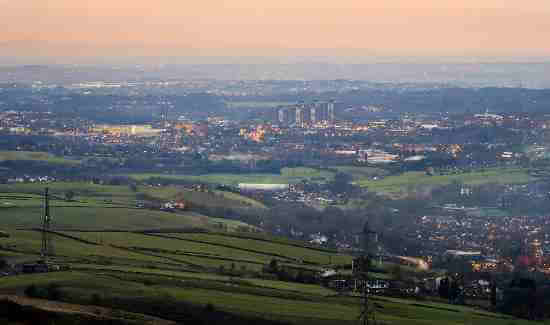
[164,232,350,265]
[0,171,541,325]
[331,166,388,181]
[1,226,346,272]
[0,182,176,203]
[0,151,81,165]
[216,190,268,209]
[123,167,335,185]
[0,182,261,230]
[0,296,174,325]
[0,223,537,325]
[358,168,534,194]
[0,268,535,325]
[174,189,267,210]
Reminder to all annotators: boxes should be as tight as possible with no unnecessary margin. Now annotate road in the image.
[395,256,430,271]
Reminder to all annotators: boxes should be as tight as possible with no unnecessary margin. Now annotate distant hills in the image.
[1,61,550,88]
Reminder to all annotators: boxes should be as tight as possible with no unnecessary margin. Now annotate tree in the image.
[425,167,435,176]
[438,277,450,299]
[24,284,39,298]
[390,264,404,282]
[328,172,354,194]
[47,283,62,300]
[64,190,75,201]
[91,293,102,305]
[268,259,279,273]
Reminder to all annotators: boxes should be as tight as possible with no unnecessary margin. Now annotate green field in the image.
[0,230,175,267]
[215,190,268,209]
[0,169,542,324]
[174,189,267,210]
[0,150,81,165]
[120,166,535,196]
[0,268,536,325]
[0,181,265,230]
[0,223,539,325]
[0,192,213,230]
[64,231,280,265]
[1,206,215,230]
[0,227,346,274]
[165,233,350,265]
[123,167,335,185]
[358,168,534,194]
[331,166,389,181]
[0,181,178,203]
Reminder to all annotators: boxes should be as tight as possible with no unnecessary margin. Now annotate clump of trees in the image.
[262,259,318,284]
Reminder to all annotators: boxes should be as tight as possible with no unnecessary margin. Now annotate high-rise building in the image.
[529,239,543,266]
[277,106,296,126]
[327,100,335,125]
[278,107,288,125]
[274,100,336,127]
[295,106,304,127]
[318,102,329,121]
[310,106,317,124]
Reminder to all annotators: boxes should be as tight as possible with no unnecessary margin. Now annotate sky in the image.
[1,0,550,61]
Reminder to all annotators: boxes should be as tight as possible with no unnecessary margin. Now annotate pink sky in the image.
[2,0,550,58]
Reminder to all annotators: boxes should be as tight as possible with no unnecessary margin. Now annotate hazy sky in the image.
[2,0,550,60]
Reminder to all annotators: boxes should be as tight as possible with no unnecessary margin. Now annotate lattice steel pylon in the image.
[356,255,376,325]
[40,187,54,260]
[356,220,377,325]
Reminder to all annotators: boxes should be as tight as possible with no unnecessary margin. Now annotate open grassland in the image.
[215,190,267,209]
[174,189,267,210]
[126,173,288,184]
[167,232,351,265]
[0,230,179,266]
[63,232,279,265]
[358,168,534,194]
[0,182,178,204]
[2,227,346,272]
[0,151,81,165]
[0,227,537,325]
[68,264,337,296]
[123,167,336,185]
[0,204,212,230]
[331,166,389,181]
[0,182,260,230]
[279,167,335,181]
[0,171,539,324]
[59,231,346,271]
[0,269,535,325]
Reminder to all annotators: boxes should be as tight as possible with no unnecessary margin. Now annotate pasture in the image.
[0,181,262,230]
[0,151,81,165]
[0,267,534,325]
[358,168,534,194]
[123,167,336,185]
